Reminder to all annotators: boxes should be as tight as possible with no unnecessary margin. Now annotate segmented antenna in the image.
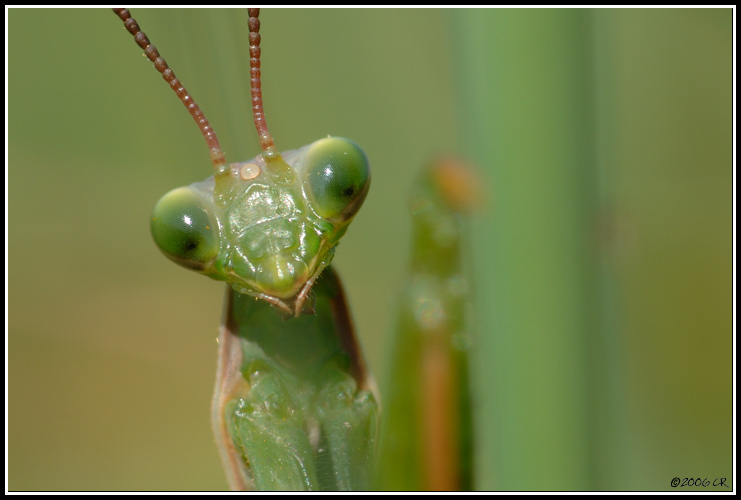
[248,9,277,155]
[113,8,226,171]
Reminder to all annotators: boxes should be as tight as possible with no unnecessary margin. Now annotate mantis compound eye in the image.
[151,186,220,272]
[303,137,371,223]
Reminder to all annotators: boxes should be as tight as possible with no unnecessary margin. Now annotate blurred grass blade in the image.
[453,9,600,490]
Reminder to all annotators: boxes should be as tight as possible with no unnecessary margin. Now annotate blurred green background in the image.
[8,8,732,491]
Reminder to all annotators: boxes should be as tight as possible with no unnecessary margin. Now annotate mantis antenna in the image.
[247,9,275,154]
[245,9,293,179]
[112,8,227,172]
[114,8,291,182]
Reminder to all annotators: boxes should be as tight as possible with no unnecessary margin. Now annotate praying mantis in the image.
[113,8,474,491]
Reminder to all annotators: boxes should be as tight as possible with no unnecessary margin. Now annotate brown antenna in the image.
[112,8,226,170]
[248,9,277,155]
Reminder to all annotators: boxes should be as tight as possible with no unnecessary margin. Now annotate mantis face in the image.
[150,136,370,312]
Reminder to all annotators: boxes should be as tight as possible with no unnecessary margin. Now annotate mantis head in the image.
[114,8,370,315]
[151,136,370,316]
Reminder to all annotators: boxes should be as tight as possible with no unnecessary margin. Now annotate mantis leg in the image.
[226,359,320,491]
[313,360,378,491]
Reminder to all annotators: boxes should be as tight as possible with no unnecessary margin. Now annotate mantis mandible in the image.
[114,8,377,491]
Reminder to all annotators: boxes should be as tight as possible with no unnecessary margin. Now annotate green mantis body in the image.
[214,267,377,490]
[182,142,378,490]
[114,8,473,491]
[114,9,378,491]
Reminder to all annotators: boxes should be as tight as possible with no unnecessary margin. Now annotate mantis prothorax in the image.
[113,8,378,491]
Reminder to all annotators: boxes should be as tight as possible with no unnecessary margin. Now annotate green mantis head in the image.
[151,136,370,314]
[113,8,370,315]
